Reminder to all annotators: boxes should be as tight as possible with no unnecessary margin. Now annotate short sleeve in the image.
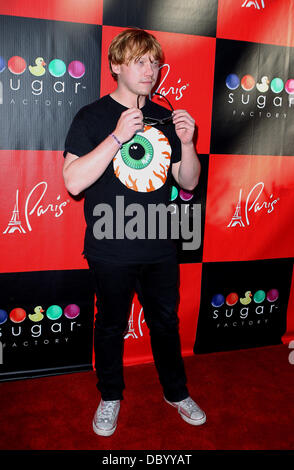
[63,108,95,158]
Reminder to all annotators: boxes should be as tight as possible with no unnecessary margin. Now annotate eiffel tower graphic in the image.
[227,189,245,227]
[242,0,265,9]
[124,304,138,339]
[3,189,26,234]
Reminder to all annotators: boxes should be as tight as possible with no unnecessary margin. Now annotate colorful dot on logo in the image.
[68,60,85,79]
[0,57,6,73]
[211,294,225,308]
[285,79,294,95]
[64,304,80,319]
[0,309,8,325]
[253,290,266,303]
[241,74,255,91]
[48,59,66,77]
[8,56,27,75]
[46,305,63,320]
[270,78,284,94]
[9,307,26,323]
[226,292,239,306]
[267,289,279,302]
[225,74,240,90]
[170,186,178,201]
[179,189,194,201]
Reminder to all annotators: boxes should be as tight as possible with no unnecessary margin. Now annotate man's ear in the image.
[111,62,121,76]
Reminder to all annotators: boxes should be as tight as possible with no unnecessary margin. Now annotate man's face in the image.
[113,53,160,96]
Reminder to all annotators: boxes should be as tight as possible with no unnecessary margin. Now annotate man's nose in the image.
[144,62,154,76]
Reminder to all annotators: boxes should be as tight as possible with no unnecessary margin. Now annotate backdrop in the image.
[0,0,293,380]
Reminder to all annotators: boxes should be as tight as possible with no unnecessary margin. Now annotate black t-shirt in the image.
[63,94,181,264]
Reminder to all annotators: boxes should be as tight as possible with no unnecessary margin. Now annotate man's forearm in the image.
[177,142,201,191]
[63,135,120,195]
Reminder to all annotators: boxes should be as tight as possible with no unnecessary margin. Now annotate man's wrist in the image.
[110,133,123,148]
[181,141,195,150]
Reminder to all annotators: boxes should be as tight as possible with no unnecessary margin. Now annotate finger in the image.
[175,125,190,132]
[173,112,194,122]
[127,116,143,127]
[173,120,195,130]
[129,112,143,123]
[173,114,194,122]
[133,123,144,133]
[174,120,195,130]
[131,117,144,127]
[175,121,194,131]
[172,109,192,116]
[134,122,144,129]
[172,110,194,122]
[132,115,144,125]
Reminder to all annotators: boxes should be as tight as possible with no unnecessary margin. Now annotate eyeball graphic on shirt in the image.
[113,125,172,192]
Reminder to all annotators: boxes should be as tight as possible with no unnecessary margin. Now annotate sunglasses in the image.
[138,92,174,126]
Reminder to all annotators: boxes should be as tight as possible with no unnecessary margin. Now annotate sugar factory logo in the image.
[3,182,70,234]
[2,56,85,78]
[227,182,280,228]
[241,0,265,9]
[211,288,279,329]
[0,55,86,107]
[225,73,294,120]
[0,303,81,354]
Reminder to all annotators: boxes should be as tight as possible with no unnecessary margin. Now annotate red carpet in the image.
[0,344,293,451]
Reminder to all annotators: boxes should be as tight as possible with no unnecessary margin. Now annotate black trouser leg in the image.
[88,259,137,401]
[136,257,189,402]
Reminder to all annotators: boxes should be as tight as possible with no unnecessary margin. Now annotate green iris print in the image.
[121,135,154,170]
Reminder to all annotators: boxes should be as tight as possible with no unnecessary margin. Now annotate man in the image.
[63,28,205,437]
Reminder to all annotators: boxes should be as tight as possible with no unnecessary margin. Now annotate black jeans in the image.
[87,255,189,402]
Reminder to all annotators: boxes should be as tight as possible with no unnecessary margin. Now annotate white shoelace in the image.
[182,397,195,407]
[180,397,201,413]
[99,401,119,422]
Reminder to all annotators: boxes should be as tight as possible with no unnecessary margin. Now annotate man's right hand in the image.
[113,107,144,144]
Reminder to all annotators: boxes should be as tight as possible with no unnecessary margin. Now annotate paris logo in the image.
[241,0,265,9]
[124,302,146,340]
[227,182,279,228]
[3,182,70,234]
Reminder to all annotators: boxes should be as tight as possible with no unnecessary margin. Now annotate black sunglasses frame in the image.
[138,92,174,126]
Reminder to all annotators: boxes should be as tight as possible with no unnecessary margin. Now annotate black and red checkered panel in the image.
[0,0,293,379]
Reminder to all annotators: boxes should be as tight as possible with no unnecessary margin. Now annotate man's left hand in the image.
[172,109,195,145]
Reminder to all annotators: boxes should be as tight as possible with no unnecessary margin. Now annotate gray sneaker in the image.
[92,399,120,436]
[164,396,206,425]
